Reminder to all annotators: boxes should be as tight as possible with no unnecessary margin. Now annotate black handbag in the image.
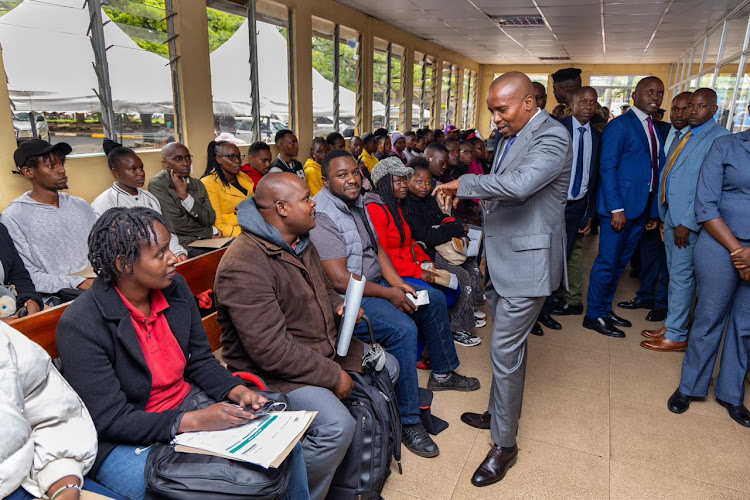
[144,387,292,499]
[327,316,402,500]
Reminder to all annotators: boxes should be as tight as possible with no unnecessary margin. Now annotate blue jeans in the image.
[96,442,309,500]
[354,279,460,425]
[7,479,115,500]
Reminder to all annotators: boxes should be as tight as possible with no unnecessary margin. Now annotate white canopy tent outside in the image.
[1,1,384,122]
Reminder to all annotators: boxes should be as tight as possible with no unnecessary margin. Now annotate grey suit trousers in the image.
[485,275,545,447]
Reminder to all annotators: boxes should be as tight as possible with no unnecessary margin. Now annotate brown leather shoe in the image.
[641,337,687,352]
[461,411,491,429]
[471,444,518,487]
[641,327,667,340]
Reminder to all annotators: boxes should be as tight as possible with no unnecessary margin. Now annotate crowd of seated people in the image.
[5,66,750,499]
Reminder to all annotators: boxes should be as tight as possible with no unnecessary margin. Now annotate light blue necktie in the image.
[494,136,517,173]
[570,127,586,198]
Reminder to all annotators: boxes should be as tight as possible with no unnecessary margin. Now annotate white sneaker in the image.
[453,331,481,346]
[474,318,487,328]
[473,309,487,320]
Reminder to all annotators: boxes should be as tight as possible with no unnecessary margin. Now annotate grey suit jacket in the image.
[458,110,572,298]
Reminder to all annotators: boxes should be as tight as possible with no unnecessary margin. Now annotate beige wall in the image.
[476,64,672,139]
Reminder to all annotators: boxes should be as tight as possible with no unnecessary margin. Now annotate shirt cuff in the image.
[180,194,195,212]
[611,208,625,213]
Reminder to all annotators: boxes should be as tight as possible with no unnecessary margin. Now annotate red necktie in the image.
[646,117,658,192]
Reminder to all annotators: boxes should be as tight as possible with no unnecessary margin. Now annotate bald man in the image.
[149,142,217,256]
[215,173,399,499]
[435,72,572,486]
[584,76,666,338]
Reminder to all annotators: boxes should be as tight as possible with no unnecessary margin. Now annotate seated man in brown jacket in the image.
[214,173,397,500]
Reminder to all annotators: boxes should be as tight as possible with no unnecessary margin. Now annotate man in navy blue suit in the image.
[537,87,601,331]
[584,76,666,338]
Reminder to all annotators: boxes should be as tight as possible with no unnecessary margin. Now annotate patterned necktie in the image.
[666,129,683,160]
[660,130,693,205]
[494,136,517,173]
[571,127,586,198]
[646,117,659,192]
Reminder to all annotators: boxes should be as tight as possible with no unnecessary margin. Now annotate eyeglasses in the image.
[164,154,192,163]
[218,154,245,162]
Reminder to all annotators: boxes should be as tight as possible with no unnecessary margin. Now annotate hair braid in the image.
[375,174,406,247]
[202,140,231,187]
[88,206,171,287]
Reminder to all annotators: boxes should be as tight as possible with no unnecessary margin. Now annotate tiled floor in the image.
[382,234,750,500]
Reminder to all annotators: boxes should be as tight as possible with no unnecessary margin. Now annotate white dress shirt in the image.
[569,116,592,201]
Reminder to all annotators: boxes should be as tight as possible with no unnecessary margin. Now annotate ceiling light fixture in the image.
[490,15,545,27]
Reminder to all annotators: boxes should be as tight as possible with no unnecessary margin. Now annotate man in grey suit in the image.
[435,72,572,487]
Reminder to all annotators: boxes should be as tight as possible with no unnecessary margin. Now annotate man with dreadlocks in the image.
[2,139,97,300]
[56,206,309,500]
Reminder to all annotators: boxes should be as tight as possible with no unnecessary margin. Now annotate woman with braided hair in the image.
[91,139,188,262]
[201,140,254,237]
[56,206,309,500]
[363,157,480,347]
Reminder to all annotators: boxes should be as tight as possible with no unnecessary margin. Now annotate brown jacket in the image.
[215,231,364,393]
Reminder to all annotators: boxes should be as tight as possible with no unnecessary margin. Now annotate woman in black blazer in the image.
[56,207,309,500]
[0,222,42,319]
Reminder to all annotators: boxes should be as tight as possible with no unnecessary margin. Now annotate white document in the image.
[407,289,430,306]
[466,228,483,257]
[173,411,315,469]
[336,274,366,357]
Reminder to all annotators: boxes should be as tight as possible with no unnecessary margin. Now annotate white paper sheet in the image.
[466,228,483,257]
[173,411,314,469]
[336,274,366,357]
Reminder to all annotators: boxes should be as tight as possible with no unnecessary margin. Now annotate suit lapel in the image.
[670,121,716,172]
[628,110,650,151]
[495,111,548,175]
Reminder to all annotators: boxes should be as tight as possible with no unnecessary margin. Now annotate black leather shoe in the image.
[583,317,625,338]
[717,399,750,427]
[530,322,544,336]
[646,308,668,322]
[607,311,632,328]
[551,302,584,316]
[617,298,654,310]
[471,444,518,487]
[461,411,491,430]
[402,423,440,457]
[538,312,562,330]
[668,389,691,414]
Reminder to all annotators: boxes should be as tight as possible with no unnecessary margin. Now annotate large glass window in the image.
[591,75,647,115]
[715,66,739,128]
[310,18,359,138]
[413,53,435,129]
[389,44,405,132]
[730,71,750,132]
[462,69,477,130]
[372,37,388,129]
[440,61,458,127]
[1,0,181,155]
[704,27,725,70]
[208,0,290,144]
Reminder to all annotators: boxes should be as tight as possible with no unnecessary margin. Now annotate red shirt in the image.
[241,165,263,193]
[366,203,431,279]
[116,288,192,412]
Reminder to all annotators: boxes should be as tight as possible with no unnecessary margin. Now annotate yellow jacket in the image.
[304,158,323,196]
[200,172,254,237]
[360,150,379,173]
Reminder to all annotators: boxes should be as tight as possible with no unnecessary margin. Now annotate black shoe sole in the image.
[583,321,625,338]
[551,308,583,316]
[717,399,750,427]
[427,380,481,392]
[403,443,440,458]
[471,455,518,487]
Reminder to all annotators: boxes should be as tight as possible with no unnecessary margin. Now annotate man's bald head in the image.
[255,172,306,210]
[161,141,187,159]
[692,88,717,106]
[486,72,537,138]
[632,76,664,115]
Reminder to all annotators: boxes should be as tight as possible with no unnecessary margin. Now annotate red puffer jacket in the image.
[364,193,431,279]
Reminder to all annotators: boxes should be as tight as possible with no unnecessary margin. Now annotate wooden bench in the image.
[8,247,228,357]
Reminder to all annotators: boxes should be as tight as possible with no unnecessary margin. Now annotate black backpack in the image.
[327,316,402,499]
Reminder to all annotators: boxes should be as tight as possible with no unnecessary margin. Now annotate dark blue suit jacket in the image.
[597,109,666,219]
[559,116,600,226]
